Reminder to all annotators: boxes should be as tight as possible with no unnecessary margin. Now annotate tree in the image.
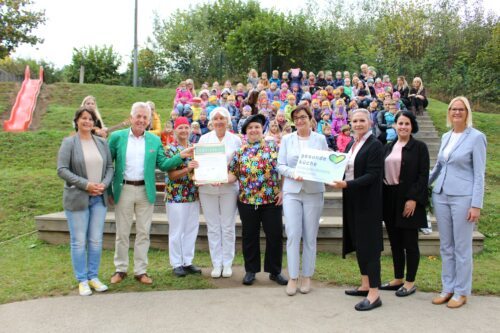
[65,45,121,85]
[0,56,62,83]
[0,0,46,59]
[125,47,166,87]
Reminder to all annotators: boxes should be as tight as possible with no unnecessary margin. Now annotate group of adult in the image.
[57,91,485,312]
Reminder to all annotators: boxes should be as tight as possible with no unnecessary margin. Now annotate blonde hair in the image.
[413,77,424,94]
[447,96,473,128]
[80,95,104,127]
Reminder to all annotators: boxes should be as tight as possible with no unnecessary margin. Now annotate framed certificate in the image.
[294,148,348,183]
[193,143,228,185]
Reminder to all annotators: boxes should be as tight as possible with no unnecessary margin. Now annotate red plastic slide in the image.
[3,66,44,132]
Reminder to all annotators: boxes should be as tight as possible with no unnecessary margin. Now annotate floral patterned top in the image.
[229,139,280,205]
[164,141,198,203]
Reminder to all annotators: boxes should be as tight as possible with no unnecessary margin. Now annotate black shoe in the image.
[379,282,404,291]
[355,297,382,311]
[395,285,417,297]
[243,272,256,285]
[345,288,369,297]
[173,266,187,277]
[269,273,288,286]
[183,265,202,274]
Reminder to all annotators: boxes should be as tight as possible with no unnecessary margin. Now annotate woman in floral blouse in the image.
[164,117,202,277]
[228,114,288,286]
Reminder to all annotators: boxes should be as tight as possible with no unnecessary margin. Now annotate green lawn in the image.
[0,85,498,304]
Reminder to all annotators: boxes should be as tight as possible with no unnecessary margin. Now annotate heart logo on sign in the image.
[329,154,346,164]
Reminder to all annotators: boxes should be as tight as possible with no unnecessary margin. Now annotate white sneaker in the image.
[79,281,92,296]
[89,278,108,292]
[211,266,222,278]
[222,265,232,278]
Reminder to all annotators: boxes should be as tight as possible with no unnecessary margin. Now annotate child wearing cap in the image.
[336,124,352,153]
[317,110,332,134]
[205,95,218,118]
[191,97,203,122]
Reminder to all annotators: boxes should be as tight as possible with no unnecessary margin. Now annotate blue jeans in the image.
[65,195,107,282]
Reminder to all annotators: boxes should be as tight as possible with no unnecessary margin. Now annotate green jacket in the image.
[108,128,183,204]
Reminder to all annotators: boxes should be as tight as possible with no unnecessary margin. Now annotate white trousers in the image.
[199,191,238,268]
[166,201,200,268]
[114,184,154,275]
[283,191,324,279]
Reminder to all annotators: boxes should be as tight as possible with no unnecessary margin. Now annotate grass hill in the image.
[0,82,498,303]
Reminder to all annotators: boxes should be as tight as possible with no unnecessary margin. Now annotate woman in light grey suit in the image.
[57,107,114,296]
[278,104,328,296]
[429,96,487,308]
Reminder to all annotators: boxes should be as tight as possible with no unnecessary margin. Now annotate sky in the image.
[12,0,500,71]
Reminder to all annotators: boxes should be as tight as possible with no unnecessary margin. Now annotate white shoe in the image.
[211,266,222,278]
[222,266,232,278]
[79,281,92,296]
[286,279,298,296]
[299,277,311,294]
[89,278,108,292]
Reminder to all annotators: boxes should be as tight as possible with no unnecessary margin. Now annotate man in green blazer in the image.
[108,102,193,285]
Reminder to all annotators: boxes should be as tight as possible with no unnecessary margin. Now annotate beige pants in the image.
[114,184,154,275]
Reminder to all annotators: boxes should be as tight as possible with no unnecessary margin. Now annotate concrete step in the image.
[35,211,484,255]
[114,191,345,217]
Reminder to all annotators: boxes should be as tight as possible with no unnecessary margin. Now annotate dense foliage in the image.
[150,0,498,107]
[65,45,122,85]
[0,0,46,59]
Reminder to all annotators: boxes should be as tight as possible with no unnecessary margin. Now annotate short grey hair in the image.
[130,102,151,119]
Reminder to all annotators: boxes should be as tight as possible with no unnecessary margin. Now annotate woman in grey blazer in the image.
[429,96,487,308]
[57,107,114,296]
[278,105,328,296]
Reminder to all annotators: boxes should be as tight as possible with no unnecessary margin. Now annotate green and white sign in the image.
[294,148,348,183]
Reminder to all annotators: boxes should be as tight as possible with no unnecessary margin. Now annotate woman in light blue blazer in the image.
[429,96,487,308]
[278,104,329,296]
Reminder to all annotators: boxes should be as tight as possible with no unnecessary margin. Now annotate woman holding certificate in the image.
[278,105,328,296]
[228,114,288,286]
[331,108,384,311]
[164,117,202,277]
[197,107,242,278]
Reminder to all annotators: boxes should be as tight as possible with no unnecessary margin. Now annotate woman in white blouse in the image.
[197,107,242,278]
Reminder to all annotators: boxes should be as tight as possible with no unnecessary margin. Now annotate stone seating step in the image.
[35,211,484,256]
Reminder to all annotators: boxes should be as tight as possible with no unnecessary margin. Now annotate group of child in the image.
[161,64,408,150]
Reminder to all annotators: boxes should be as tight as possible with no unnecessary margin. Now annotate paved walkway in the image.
[2,269,499,333]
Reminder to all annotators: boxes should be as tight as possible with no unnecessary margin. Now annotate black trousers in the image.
[237,201,283,275]
[383,185,420,282]
[344,191,381,288]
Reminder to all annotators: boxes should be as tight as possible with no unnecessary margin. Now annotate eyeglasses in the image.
[293,115,309,122]
[450,108,466,113]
